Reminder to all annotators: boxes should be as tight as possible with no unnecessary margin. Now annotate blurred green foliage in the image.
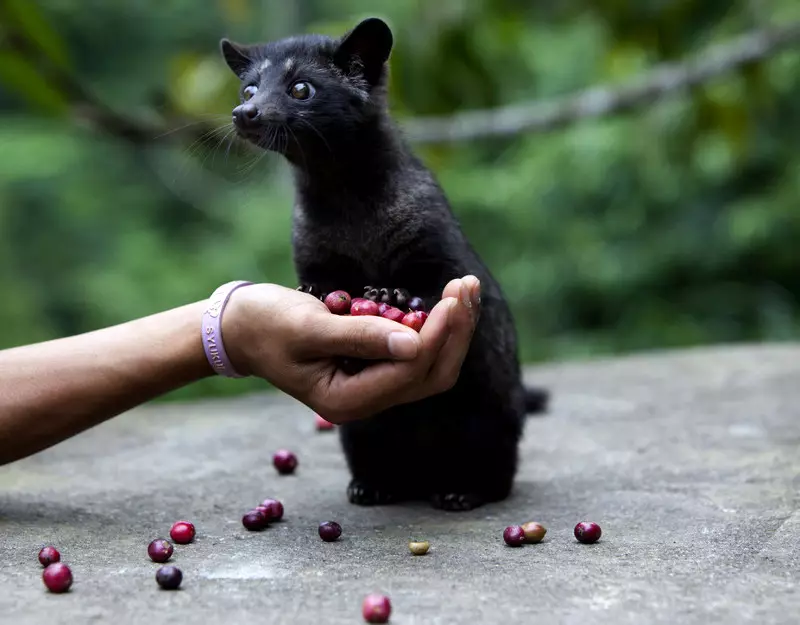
[1,0,799,401]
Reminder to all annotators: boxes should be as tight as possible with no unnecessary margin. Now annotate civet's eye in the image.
[289,81,315,100]
[243,85,258,100]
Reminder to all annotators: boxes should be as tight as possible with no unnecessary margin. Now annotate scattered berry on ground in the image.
[318,521,342,542]
[574,521,602,544]
[169,521,195,544]
[503,525,526,547]
[42,563,73,593]
[362,594,392,623]
[38,546,60,567]
[259,498,284,522]
[155,565,183,590]
[147,539,174,563]
[521,522,547,544]
[273,449,298,475]
[242,509,269,531]
[408,540,430,555]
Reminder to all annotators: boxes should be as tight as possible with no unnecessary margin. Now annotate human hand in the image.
[221,276,481,422]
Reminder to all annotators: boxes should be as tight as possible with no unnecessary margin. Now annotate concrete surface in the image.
[1,343,799,625]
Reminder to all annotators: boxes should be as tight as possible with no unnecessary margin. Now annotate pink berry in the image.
[351,299,380,316]
[401,311,428,332]
[503,525,526,547]
[315,413,335,430]
[169,521,195,544]
[273,449,298,475]
[318,521,342,542]
[574,521,602,544]
[377,302,391,316]
[259,498,284,522]
[324,290,352,315]
[147,539,174,563]
[38,546,60,567]
[42,562,72,593]
[407,296,426,312]
[380,306,406,323]
[155,565,183,590]
[242,509,269,531]
[362,594,392,623]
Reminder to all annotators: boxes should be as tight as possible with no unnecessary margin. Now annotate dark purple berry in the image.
[38,546,60,567]
[273,449,298,474]
[259,498,284,521]
[318,521,342,542]
[574,521,602,544]
[362,594,392,623]
[324,291,352,315]
[42,562,72,593]
[407,296,426,312]
[147,539,174,563]
[170,521,195,544]
[242,509,269,531]
[155,565,183,590]
[503,525,526,547]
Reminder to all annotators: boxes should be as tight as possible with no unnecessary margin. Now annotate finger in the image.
[424,287,478,395]
[300,312,422,361]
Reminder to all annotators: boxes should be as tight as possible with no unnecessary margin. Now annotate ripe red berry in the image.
[351,299,380,316]
[503,525,526,547]
[380,306,406,323]
[169,521,195,544]
[574,521,602,544]
[38,546,60,567]
[315,413,335,430]
[362,594,392,623]
[401,311,428,332]
[147,539,174,563]
[155,565,183,590]
[324,290,352,315]
[377,302,391,316]
[273,449,298,475]
[242,509,269,531]
[42,562,72,593]
[407,296,426,312]
[318,521,342,542]
[259,498,284,522]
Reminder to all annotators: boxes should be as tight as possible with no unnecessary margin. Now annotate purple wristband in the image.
[202,280,254,378]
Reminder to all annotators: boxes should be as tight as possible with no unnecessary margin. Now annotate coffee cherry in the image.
[169,521,195,544]
[503,525,526,547]
[324,290,352,315]
[401,311,428,332]
[42,562,72,593]
[408,540,429,555]
[380,306,406,323]
[351,299,380,316]
[155,565,183,590]
[318,521,342,542]
[574,521,602,544]
[362,594,392,623]
[273,449,298,475]
[521,522,547,544]
[147,539,174,563]
[259,498,284,522]
[242,509,269,531]
[407,296,426,312]
[38,546,60,567]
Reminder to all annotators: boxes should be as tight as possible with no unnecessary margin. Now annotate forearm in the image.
[0,301,214,465]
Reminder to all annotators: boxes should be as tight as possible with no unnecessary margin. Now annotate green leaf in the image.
[0,51,69,114]
[1,0,71,71]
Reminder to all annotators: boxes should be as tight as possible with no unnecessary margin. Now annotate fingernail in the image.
[459,281,472,309]
[388,332,419,359]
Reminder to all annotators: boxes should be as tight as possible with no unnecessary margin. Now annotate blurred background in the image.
[1,0,799,402]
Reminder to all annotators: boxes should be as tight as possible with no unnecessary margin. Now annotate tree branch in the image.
[400,22,800,144]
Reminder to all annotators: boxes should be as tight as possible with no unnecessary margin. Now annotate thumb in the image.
[304,313,422,361]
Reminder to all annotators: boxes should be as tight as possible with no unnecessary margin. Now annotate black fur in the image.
[220,18,549,511]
